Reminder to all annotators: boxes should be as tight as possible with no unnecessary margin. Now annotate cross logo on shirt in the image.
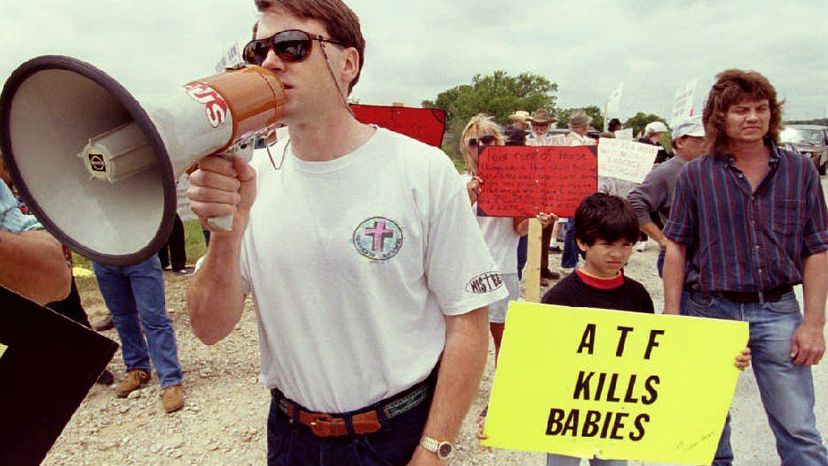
[353,216,404,261]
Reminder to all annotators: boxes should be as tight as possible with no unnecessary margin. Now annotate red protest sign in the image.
[477,146,597,218]
[350,104,447,147]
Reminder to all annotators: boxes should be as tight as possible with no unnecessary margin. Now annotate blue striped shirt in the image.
[0,182,41,233]
[663,144,828,292]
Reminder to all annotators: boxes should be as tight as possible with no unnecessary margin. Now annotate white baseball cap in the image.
[644,121,669,134]
[671,117,705,140]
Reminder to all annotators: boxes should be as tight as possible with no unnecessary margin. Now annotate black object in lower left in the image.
[0,284,118,466]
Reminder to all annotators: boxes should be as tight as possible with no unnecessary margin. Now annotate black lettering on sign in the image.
[630,413,650,441]
[546,408,565,435]
[545,408,652,441]
[641,375,660,405]
[577,323,596,354]
[615,326,634,357]
[644,329,665,359]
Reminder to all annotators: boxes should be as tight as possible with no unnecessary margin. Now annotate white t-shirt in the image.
[460,174,521,275]
[239,128,507,412]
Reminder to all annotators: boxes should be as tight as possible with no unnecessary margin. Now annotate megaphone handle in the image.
[206,140,255,232]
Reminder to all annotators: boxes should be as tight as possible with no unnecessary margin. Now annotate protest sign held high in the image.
[670,79,698,127]
[350,104,447,148]
[476,145,597,218]
[481,302,748,465]
[597,138,659,184]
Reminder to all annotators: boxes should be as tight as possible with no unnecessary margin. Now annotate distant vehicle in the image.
[780,124,827,175]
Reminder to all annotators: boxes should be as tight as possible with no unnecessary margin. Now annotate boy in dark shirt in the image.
[542,193,651,466]
[541,193,749,466]
[542,193,653,315]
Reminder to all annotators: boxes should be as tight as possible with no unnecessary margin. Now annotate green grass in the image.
[73,219,207,293]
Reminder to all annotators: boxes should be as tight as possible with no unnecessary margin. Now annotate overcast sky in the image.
[2,0,826,122]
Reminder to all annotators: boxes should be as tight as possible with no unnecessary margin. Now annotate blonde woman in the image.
[461,114,556,360]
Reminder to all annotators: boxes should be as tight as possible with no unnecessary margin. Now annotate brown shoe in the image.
[93,315,114,332]
[160,384,184,413]
[115,369,151,398]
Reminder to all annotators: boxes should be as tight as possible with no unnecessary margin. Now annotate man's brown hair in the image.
[254,0,365,94]
[702,69,784,156]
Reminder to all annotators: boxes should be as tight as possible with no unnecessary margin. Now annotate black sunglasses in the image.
[243,29,346,66]
[467,135,496,147]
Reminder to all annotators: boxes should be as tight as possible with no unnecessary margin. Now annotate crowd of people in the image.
[2,1,826,465]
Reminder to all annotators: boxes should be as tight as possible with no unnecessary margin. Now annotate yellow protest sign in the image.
[481,302,748,465]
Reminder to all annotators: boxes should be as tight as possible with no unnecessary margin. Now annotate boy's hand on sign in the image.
[536,212,558,228]
[734,347,751,370]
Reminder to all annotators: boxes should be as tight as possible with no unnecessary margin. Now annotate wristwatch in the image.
[419,435,454,461]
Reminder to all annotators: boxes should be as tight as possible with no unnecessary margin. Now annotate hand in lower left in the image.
[791,323,826,365]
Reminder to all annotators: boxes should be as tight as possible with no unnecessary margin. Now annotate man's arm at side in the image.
[792,251,827,365]
[662,240,686,314]
[0,229,70,304]
[640,222,667,248]
[187,236,247,345]
[408,307,489,465]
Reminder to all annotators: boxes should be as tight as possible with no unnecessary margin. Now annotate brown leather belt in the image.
[272,380,431,437]
[718,284,793,304]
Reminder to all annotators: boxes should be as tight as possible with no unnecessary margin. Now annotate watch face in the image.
[437,442,453,459]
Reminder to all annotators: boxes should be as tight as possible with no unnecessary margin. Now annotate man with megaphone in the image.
[186,1,506,465]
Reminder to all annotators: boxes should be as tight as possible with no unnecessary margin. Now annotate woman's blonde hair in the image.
[460,114,504,175]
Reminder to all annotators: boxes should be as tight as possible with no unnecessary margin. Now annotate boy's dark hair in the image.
[574,193,640,256]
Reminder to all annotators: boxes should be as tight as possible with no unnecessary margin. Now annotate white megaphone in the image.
[0,55,285,266]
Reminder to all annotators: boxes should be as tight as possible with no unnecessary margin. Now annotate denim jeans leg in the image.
[92,262,150,372]
[561,220,579,269]
[747,294,828,466]
[681,291,736,465]
[126,257,182,388]
[517,235,528,281]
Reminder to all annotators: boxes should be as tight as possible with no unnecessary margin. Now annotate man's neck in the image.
[287,109,375,162]
[730,139,770,166]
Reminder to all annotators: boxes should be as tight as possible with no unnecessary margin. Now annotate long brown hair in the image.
[254,0,365,94]
[702,69,784,156]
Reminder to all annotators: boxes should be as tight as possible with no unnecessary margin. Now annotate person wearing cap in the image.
[627,117,705,276]
[564,110,596,147]
[526,109,564,282]
[505,110,530,146]
[527,109,564,147]
[639,121,671,164]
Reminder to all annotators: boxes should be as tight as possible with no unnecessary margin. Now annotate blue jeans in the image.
[682,290,828,466]
[92,257,182,388]
[517,235,528,280]
[267,391,429,466]
[546,454,626,466]
[561,220,579,269]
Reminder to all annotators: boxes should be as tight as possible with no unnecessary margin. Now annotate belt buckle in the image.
[308,413,339,437]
